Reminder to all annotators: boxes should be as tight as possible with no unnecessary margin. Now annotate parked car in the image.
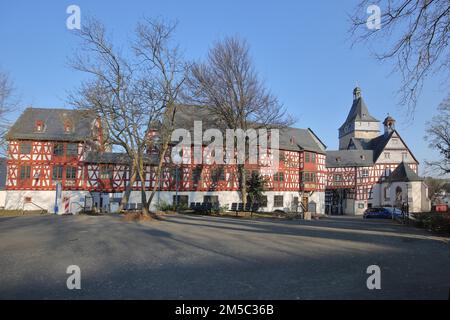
[363,207,403,219]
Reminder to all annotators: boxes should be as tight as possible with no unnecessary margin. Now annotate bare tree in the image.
[186,36,292,205]
[424,95,450,174]
[0,70,18,156]
[134,18,186,213]
[424,176,447,201]
[70,17,186,217]
[350,0,449,112]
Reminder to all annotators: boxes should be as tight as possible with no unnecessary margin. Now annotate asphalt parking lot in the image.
[0,214,449,299]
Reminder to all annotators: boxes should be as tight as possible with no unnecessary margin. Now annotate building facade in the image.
[325,88,431,215]
[2,88,430,215]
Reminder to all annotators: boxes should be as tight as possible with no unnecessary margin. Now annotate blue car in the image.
[363,207,403,219]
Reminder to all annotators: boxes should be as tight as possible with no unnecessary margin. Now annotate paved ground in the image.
[0,214,449,299]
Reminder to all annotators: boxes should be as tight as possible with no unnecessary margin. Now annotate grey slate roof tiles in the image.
[339,97,379,130]
[387,162,424,182]
[173,105,326,154]
[6,107,97,142]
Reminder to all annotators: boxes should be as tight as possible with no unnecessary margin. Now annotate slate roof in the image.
[387,162,423,182]
[6,108,97,142]
[173,105,326,154]
[339,97,379,130]
[326,150,374,167]
[0,158,6,190]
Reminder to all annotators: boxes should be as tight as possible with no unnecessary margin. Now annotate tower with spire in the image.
[338,87,380,149]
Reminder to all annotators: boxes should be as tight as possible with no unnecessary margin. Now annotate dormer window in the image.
[289,136,295,145]
[35,120,45,132]
[336,157,341,162]
[360,155,366,160]
[64,121,73,133]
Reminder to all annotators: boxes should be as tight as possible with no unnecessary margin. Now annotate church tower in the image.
[338,87,380,150]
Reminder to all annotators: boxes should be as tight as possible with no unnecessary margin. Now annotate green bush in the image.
[156,201,189,212]
[414,212,450,234]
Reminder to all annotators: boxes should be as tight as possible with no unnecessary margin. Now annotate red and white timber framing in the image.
[326,163,419,201]
[7,139,326,195]
[6,140,86,191]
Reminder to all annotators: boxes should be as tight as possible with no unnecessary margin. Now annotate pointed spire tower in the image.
[338,87,380,150]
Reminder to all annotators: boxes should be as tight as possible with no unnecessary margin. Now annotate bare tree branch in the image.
[349,0,449,113]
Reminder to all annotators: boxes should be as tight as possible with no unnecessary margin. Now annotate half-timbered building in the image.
[325,88,431,215]
[2,88,430,215]
[4,105,327,214]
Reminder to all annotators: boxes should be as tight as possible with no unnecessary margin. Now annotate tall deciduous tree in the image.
[425,96,450,174]
[70,17,186,217]
[186,36,292,205]
[0,70,18,156]
[350,0,449,112]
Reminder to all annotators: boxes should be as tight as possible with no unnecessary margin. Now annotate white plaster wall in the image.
[126,190,326,214]
[421,182,431,212]
[5,190,90,214]
[409,181,430,213]
[0,191,6,208]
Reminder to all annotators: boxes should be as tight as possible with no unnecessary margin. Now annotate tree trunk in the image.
[146,142,170,209]
[118,164,137,212]
[239,164,247,206]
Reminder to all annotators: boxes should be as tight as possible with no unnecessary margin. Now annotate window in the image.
[368,187,373,199]
[310,153,316,163]
[52,165,63,180]
[35,120,44,132]
[395,186,403,202]
[67,143,78,156]
[171,167,183,182]
[64,121,73,133]
[274,195,284,207]
[402,152,408,160]
[211,167,224,182]
[203,195,219,204]
[273,172,284,182]
[302,172,316,182]
[66,167,77,180]
[20,165,31,180]
[191,166,202,183]
[53,143,64,156]
[333,174,343,182]
[384,152,390,159]
[20,142,32,154]
[173,195,189,207]
[100,166,112,180]
[384,168,392,177]
[305,152,310,163]
[361,169,369,178]
[384,187,391,201]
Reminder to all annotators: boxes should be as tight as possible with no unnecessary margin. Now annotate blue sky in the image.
[0,0,447,175]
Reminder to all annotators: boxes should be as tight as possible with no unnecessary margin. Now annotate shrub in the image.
[156,201,189,212]
[155,201,175,212]
[414,212,450,234]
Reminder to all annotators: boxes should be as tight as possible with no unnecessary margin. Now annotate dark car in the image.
[363,207,402,219]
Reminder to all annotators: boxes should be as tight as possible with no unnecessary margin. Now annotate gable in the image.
[375,131,419,164]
